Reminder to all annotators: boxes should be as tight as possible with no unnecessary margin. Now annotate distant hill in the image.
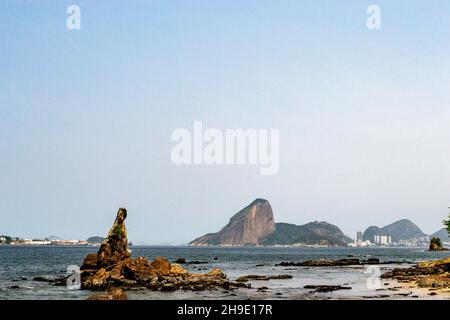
[261,222,351,246]
[190,199,276,246]
[363,219,427,242]
[362,226,390,242]
[47,235,62,241]
[382,219,427,242]
[430,229,450,243]
[190,199,350,246]
[86,236,105,244]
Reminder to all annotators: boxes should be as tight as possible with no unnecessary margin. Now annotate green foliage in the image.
[430,237,442,248]
[443,208,450,236]
[115,224,123,238]
[260,222,350,246]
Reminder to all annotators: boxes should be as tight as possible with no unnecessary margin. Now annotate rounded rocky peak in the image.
[251,198,269,206]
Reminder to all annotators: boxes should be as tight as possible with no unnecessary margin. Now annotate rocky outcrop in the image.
[80,208,233,297]
[275,258,392,267]
[428,237,447,251]
[190,199,351,246]
[235,274,292,282]
[190,199,276,246]
[381,257,450,289]
[430,229,450,244]
[303,284,351,292]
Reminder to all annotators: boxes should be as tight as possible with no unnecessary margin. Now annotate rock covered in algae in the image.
[382,257,450,289]
[80,208,233,295]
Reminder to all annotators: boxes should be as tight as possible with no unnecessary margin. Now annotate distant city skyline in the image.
[1,209,447,245]
[1,1,450,243]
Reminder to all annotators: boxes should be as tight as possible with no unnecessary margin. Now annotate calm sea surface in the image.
[0,246,448,300]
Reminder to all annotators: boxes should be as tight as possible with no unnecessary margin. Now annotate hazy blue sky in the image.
[1,1,449,243]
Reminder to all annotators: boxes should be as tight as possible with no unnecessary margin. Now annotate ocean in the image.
[0,245,448,300]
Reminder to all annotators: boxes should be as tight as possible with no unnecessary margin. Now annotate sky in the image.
[1,1,450,244]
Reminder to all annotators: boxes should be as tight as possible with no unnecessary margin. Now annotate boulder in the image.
[82,268,109,290]
[150,257,171,272]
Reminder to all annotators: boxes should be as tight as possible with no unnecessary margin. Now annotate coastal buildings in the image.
[10,238,89,246]
[349,231,372,247]
[395,236,429,247]
[373,234,391,245]
[356,231,362,242]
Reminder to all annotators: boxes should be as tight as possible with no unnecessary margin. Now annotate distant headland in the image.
[189,198,448,248]
[189,199,351,246]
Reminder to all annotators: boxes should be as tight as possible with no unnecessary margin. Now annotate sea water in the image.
[0,246,448,300]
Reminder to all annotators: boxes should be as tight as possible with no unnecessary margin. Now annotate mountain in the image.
[261,222,351,246]
[362,219,427,242]
[382,219,427,242]
[430,229,450,243]
[189,199,350,246]
[86,236,105,244]
[190,199,276,246]
[362,226,390,242]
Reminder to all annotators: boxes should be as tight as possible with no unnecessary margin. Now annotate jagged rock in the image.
[83,268,109,290]
[150,256,171,272]
[80,208,232,292]
[96,208,131,267]
[123,257,156,283]
[382,257,450,289]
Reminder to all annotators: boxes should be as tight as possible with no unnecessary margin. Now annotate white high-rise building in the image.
[373,234,391,244]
